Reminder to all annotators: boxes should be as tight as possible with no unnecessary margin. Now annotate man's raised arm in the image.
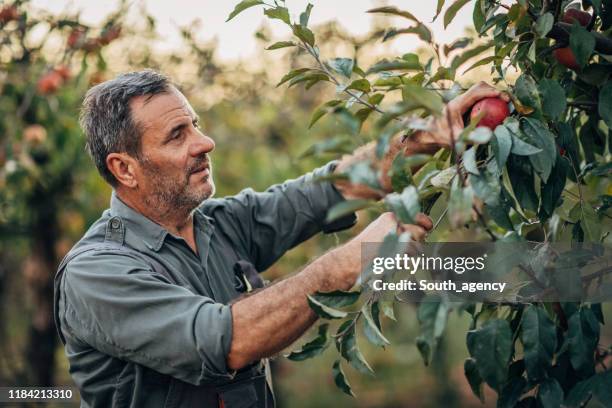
[227,211,432,370]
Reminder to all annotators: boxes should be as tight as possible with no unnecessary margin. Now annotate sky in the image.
[31,0,474,62]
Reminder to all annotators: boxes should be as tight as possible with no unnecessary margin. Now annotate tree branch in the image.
[547,22,612,55]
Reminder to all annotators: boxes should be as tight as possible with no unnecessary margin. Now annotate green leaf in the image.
[521,118,557,182]
[389,154,413,192]
[366,59,422,74]
[450,42,494,70]
[522,305,557,381]
[538,79,567,120]
[599,82,612,128]
[507,155,538,212]
[434,0,446,21]
[226,0,264,21]
[448,178,474,228]
[492,125,513,169]
[567,307,600,375]
[277,68,310,87]
[292,24,315,46]
[308,99,343,129]
[404,154,432,168]
[384,185,421,224]
[326,199,374,223]
[515,74,541,111]
[462,147,479,175]
[347,162,381,190]
[264,7,290,24]
[570,23,595,68]
[498,376,527,408]
[299,135,353,159]
[538,378,564,408]
[299,3,313,27]
[286,324,329,361]
[558,123,580,169]
[580,204,602,242]
[466,319,512,391]
[344,78,371,93]
[415,296,449,366]
[266,41,296,50]
[307,295,348,319]
[444,0,471,28]
[332,360,354,397]
[463,55,500,73]
[534,12,554,38]
[430,166,456,187]
[540,154,569,217]
[464,358,484,403]
[510,135,542,156]
[472,0,485,32]
[311,290,361,309]
[566,370,612,407]
[383,25,432,43]
[380,300,396,321]
[362,302,390,347]
[366,6,420,23]
[466,127,492,144]
[328,58,354,79]
[338,322,374,374]
[401,84,444,115]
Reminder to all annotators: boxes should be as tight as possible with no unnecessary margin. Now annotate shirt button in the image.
[111,218,121,229]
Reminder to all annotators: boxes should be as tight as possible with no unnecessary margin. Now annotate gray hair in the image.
[79,70,172,186]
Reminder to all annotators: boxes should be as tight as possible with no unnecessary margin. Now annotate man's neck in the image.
[115,189,195,239]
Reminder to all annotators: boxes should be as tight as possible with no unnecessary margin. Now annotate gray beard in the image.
[139,161,214,220]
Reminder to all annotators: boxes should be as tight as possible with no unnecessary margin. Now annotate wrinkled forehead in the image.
[129,86,195,130]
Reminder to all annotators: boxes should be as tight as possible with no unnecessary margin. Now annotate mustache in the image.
[188,154,210,174]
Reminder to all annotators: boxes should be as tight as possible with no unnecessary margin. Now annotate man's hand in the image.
[414,81,511,147]
[334,82,509,199]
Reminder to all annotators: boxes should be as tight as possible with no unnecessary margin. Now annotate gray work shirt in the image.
[54,162,356,408]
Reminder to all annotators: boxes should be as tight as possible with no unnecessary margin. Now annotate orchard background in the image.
[0,0,610,407]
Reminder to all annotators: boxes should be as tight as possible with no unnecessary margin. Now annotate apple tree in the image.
[228,0,612,406]
[0,0,126,385]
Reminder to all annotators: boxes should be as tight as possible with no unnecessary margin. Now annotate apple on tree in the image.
[469,97,510,130]
[553,8,592,70]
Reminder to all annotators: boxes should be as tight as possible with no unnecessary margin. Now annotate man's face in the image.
[129,87,216,214]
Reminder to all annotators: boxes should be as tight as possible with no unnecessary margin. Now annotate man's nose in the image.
[188,133,215,157]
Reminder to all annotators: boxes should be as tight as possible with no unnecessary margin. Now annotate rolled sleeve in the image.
[203,161,357,271]
[59,250,234,385]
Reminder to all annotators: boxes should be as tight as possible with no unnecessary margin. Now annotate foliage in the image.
[230,0,612,404]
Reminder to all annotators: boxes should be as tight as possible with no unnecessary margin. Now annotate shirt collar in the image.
[109,191,215,252]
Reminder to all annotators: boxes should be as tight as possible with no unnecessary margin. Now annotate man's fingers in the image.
[455,82,503,114]
[398,224,428,241]
[414,213,433,231]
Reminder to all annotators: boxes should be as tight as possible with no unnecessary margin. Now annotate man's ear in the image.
[106,153,139,188]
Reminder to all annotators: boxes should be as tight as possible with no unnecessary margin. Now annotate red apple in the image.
[469,97,510,130]
[0,6,18,23]
[562,9,591,27]
[67,28,86,48]
[37,71,63,95]
[53,65,71,81]
[99,25,121,45]
[553,47,580,70]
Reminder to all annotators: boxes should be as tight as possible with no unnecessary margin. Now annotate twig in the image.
[547,22,612,55]
[474,205,497,241]
[582,267,612,284]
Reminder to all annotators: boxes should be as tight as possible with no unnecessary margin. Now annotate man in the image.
[53,70,506,407]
